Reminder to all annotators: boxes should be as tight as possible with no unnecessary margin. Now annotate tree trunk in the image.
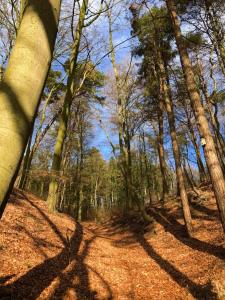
[18,134,32,190]
[166,0,225,232]
[108,8,130,207]
[158,55,193,237]
[197,54,225,172]
[142,133,153,203]
[108,8,133,210]
[0,0,61,217]
[94,178,99,207]
[185,109,207,183]
[157,97,169,203]
[204,0,225,75]
[47,0,88,211]
[20,110,61,192]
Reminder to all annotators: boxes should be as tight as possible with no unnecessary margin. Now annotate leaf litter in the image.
[0,188,224,299]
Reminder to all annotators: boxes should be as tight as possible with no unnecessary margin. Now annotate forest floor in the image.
[0,188,224,300]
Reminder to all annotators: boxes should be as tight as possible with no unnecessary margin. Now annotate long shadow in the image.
[17,190,67,246]
[86,265,113,300]
[0,276,15,285]
[134,233,217,300]
[50,231,113,300]
[112,219,217,300]
[49,236,97,300]
[26,197,68,246]
[1,223,113,299]
[191,213,216,222]
[0,223,82,299]
[149,207,225,260]
[17,224,62,259]
[191,202,218,218]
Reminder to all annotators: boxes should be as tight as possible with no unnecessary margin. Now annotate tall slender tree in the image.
[47,0,89,211]
[166,0,225,232]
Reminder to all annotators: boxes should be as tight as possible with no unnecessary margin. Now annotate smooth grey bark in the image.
[0,0,61,217]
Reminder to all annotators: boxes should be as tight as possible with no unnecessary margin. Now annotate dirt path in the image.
[55,220,224,300]
[0,190,224,299]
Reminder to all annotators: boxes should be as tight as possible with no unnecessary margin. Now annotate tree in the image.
[18,69,65,190]
[106,2,153,222]
[131,6,193,235]
[166,0,225,232]
[47,0,89,211]
[0,0,61,217]
[47,0,106,211]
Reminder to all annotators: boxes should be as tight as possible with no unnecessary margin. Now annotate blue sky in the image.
[51,0,217,170]
[87,2,134,160]
[50,0,135,160]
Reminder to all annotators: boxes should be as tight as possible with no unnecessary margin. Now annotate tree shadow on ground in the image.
[12,190,68,246]
[110,218,217,300]
[0,276,15,285]
[0,223,82,299]
[26,196,68,246]
[134,231,217,300]
[148,207,225,260]
[50,229,113,300]
[0,224,91,300]
[0,221,113,299]
[191,202,218,218]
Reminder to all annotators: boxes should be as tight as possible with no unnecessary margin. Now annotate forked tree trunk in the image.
[0,0,61,217]
[108,7,135,210]
[166,0,225,232]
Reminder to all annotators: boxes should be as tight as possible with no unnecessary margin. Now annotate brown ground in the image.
[0,189,224,300]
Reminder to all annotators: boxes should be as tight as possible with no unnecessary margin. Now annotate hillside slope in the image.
[0,189,224,299]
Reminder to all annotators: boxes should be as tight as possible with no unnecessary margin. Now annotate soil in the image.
[0,188,224,300]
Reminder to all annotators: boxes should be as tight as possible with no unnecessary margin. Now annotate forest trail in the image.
[0,189,225,300]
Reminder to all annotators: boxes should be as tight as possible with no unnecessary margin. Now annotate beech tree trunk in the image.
[47,0,88,211]
[166,0,225,232]
[108,8,132,209]
[0,0,61,217]
[19,134,32,190]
